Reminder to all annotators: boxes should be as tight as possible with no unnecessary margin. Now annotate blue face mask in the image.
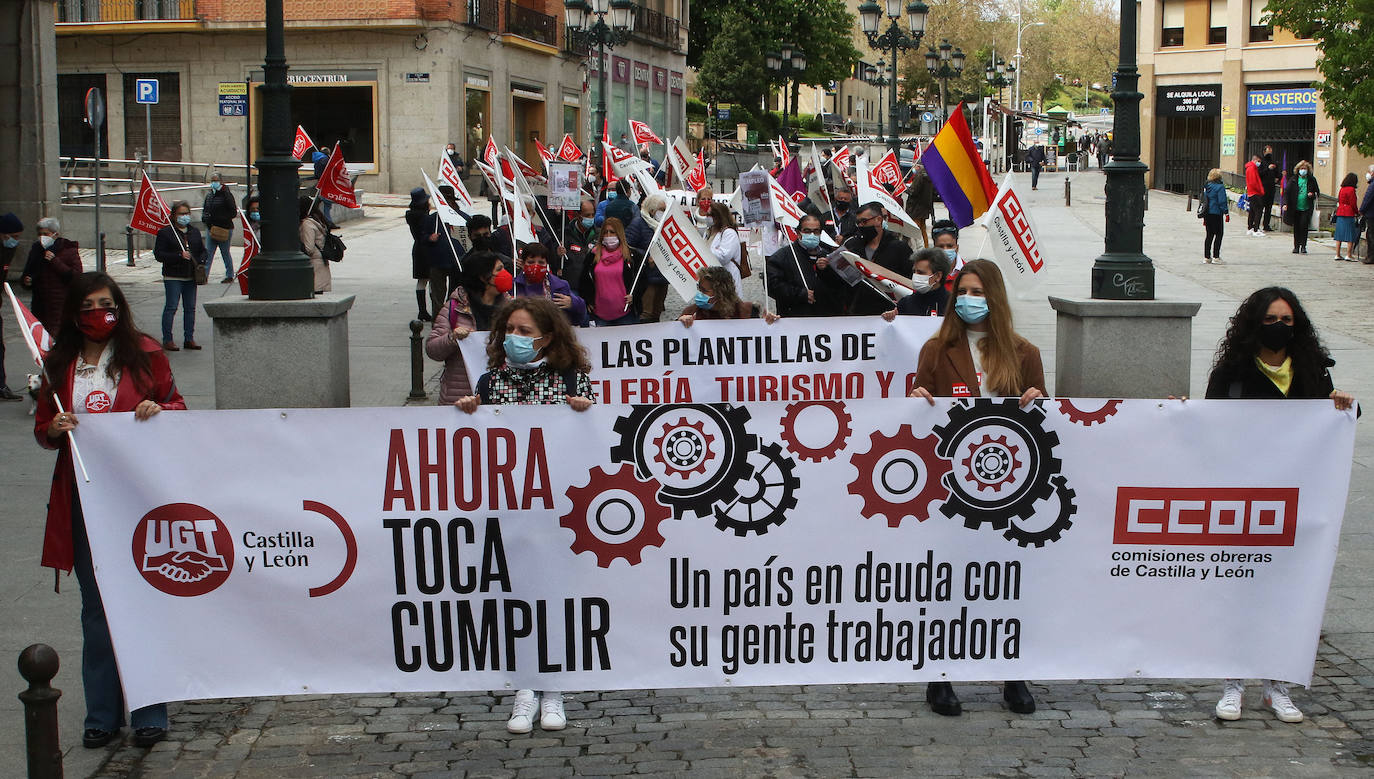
[693,291,713,310]
[2,237,17,249]
[177,214,192,227]
[581,217,595,229]
[943,248,958,264]
[211,181,222,192]
[799,233,821,250]
[249,211,260,221]
[954,294,989,324]
[503,333,541,365]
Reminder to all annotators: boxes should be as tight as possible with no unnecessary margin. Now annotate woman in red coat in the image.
[19,216,83,333]
[34,272,186,750]
[1333,172,1360,261]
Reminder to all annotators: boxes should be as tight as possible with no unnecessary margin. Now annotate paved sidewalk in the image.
[3,173,1373,777]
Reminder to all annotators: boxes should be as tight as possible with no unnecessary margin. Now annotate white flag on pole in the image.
[422,169,465,228]
[979,173,1047,298]
[436,152,478,216]
[645,204,721,302]
[854,151,917,228]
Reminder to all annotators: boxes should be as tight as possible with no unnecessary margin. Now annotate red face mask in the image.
[524,263,549,284]
[491,269,515,294]
[77,308,118,342]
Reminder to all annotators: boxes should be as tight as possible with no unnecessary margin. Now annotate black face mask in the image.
[835,200,850,212]
[1259,321,1295,352]
[856,225,879,243]
[471,233,490,251]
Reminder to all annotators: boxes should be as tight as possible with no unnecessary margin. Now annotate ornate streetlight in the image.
[872,60,889,142]
[925,39,964,125]
[564,0,635,177]
[985,56,1014,172]
[858,0,928,153]
[766,43,807,142]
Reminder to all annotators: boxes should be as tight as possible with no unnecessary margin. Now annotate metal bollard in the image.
[1186,193,1193,212]
[1064,177,1071,206]
[18,644,62,779]
[97,232,107,274]
[408,320,427,401]
[125,226,135,267]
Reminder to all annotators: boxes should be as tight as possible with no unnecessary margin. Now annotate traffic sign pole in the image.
[146,103,152,160]
[85,87,105,273]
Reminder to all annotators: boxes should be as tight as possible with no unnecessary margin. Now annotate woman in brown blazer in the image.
[908,258,1045,717]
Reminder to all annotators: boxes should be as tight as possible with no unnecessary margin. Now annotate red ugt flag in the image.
[629,119,662,146]
[317,144,359,209]
[292,126,315,160]
[130,171,171,237]
[686,150,706,192]
[4,282,53,366]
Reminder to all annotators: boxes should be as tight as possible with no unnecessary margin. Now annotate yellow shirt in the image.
[1255,356,1293,396]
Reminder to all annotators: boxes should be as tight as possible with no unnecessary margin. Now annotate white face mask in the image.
[39,235,55,249]
[912,274,936,294]
[1298,169,1308,177]
[1366,173,1372,182]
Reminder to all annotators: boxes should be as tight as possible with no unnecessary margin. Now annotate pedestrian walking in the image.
[34,271,186,750]
[678,266,771,324]
[201,172,238,282]
[843,202,913,315]
[299,196,332,294]
[1244,154,1265,236]
[908,258,1045,718]
[562,197,598,293]
[930,219,964,288]
[513,243,586,326]
[1202,169,1229,265]
[0,212,26,400]
[405,187,433,320]
[153,202,204,351]
[1333,172,1359,261]
[626,193,669,322]
[20,217,83,334]
[425,189,464,306]
[1026,144,1046,190]
[904,162,934,248]
[1206,287,1355,724]
[1284,161,1319,254]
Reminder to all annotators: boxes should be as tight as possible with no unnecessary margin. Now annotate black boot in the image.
[926,681,962,716]
[1003,680,1036,714]
[415,290,432,322]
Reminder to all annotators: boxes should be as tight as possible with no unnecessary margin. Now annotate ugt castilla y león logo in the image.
[131,503,234,596]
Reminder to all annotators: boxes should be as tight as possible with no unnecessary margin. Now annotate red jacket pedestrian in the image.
[1336,184,1359,218]
[1245,158,1264,198]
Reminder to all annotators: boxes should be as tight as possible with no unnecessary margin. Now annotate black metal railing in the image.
[506,2,557,47]
[564,28,591,56]
[633,5,680,49]
[466,0,499,32]
[58,0,195,22]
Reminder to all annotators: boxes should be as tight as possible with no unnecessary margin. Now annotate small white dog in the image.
[25,374,41,416]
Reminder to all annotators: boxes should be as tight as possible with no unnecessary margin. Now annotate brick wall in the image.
[195,1,461,23]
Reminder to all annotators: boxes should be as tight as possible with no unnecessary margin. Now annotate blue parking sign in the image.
[135,78,159,105]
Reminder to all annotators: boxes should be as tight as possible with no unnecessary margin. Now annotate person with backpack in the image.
[452,296,597,735]
[298,196,332,293]
[425,251,514,404]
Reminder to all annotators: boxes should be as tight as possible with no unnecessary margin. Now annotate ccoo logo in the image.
[131,503,234,596]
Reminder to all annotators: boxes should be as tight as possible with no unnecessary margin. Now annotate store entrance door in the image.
[512,96,545,165]
[1156,116,1218,194]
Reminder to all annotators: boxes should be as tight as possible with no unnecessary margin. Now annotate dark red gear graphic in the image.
[959,434,1023,492]
[779,400,854,462]
[651,417,716,479]
[560,464,671,567]
[847,424,953,528]
[1056,399,1123,426]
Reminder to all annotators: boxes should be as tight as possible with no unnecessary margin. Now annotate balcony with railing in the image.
[632,4,680,50]
[506,1,558,47]
[466,0,499,32]
[58,0,196,22]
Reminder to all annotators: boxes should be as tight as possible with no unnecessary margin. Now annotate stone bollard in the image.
[409,320,427,401]
[18,644,62,779]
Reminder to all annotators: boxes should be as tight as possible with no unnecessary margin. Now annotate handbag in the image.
[208,225,231,243]
[194,262,208,285]
[1195,191,1206,219]
[738,241,752,279]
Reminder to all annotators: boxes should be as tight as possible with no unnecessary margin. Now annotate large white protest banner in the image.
[460,316,940,404]
[75,394,1354,711]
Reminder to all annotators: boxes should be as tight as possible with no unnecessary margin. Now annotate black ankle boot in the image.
[926,681,962,716]
[415,290,432,321]
[1003,680,1036,714]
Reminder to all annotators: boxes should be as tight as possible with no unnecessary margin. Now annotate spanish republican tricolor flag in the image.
[922,107,998,228]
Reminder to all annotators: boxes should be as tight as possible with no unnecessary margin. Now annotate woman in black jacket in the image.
[1206,287,1354,725]
[405,187,432,320]
[1282,160,1320,254]
[153,200,206,351]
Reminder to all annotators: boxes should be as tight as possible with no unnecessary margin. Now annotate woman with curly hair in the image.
[908,258,1045,717]
[678,266,760,324]
[1207,287,1355,723]
[454,297,594,733]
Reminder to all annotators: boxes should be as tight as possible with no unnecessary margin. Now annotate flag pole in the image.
[5,283,90,482]
[787,241,813,292]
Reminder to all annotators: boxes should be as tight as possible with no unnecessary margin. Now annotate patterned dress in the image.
[477,363,596,405]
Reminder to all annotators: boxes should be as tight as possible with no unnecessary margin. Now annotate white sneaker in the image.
[507,689,538,734]
[539,692,567,730]
[1211,257,1225,265]
[1264,681,1304,723]
[1202,258,1212,264]
[1215,680,1244,720]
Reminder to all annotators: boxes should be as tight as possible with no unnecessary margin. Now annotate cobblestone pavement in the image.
[8,174,1373,777]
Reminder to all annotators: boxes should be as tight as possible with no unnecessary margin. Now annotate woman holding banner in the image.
[34,272,186,749]
[909,258,1045,717]
[1206,287,1355,723]
[454,297,596,733]
[678,266,774,324]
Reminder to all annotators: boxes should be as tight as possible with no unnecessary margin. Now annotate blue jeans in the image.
[206,230,234,280]
[594,313,639,327]
[162,279,197,343]
[72,491,168,732]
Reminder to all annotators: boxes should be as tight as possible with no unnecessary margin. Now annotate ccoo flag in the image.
[921,108,998,228]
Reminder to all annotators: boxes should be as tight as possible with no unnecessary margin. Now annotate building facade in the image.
[1139,0,1370,194]
[53,0,688,194]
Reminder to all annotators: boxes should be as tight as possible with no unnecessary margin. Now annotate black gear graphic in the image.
[712,442,801,536]
[611,404,759,519]
[778,400,853,462]
[933,399,1062,531]
[1003,475,1076,548]
[1056,399,1122,426]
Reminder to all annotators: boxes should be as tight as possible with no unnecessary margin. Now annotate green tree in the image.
[696,8,770,108]
[1265,1,1374,153]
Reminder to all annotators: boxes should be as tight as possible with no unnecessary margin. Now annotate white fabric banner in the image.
[460,317,942,405]
[979,173,1048,298]
[75,396,1355,711]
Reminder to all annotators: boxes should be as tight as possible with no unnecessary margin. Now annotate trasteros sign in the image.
[74,393,1354,710]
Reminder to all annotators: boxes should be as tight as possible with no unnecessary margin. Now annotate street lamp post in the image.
[1013,16,1045,125]
[766,44,807,143]
[564,0,635,180]
[858,0,928,154]
[1090,0,1153,299]
[872,61,889,143]
[249,0,314,300]
[985,56,1013,172]
[924,39,964,125]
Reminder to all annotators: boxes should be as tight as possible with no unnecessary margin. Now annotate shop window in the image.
[466,87,490,163]
[1161,0,1184,47]
[57,73,106,158]
[122,72,182,161]
[285,85,377,168]
[1249,0,1272,42]
[1208,0,1226,44]
[563,104,579,137]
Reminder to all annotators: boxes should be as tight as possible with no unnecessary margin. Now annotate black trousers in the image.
[1246,200,1264,231]
[1293,210,1312,250]
[1030,164,1042,189]
[1203,214,1224,259]
[1260,192,1276,230]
